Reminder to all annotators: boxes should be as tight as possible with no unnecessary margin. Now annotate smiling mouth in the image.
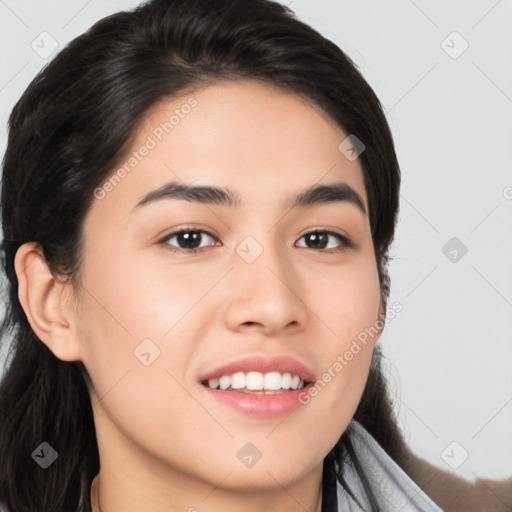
[201,371,308,394]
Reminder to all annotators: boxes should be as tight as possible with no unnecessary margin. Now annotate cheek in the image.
[307,252,382,350]
[76,259,214,472]
[78,248,219,350]
[76,250,224,420]
[302,254,381,413]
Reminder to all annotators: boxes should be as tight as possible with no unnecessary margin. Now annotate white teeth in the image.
[205,371,306,391]
[208,377,219,390]
[290,375,300,390]
[218,375,231,390]
[264,372,282,391]
[246,371,264,390]
[281,372,292,389]
[231,372,246,389]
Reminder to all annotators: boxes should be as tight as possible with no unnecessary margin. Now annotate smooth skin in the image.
[14,80,385,512]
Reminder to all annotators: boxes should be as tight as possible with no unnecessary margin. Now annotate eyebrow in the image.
[131,180,367,215]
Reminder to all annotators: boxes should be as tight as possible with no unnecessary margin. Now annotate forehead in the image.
[88,79,367,220]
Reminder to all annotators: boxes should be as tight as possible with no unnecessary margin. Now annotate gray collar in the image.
[335,420,443,511]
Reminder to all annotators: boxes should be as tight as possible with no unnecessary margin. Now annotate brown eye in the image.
[160,229,218,253]
[296,231,353,252]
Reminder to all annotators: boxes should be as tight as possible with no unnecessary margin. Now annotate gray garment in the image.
[338,419,443,511]
[0,420,443,512]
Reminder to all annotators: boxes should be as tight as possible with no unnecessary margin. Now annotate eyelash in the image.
[158,227,354,254]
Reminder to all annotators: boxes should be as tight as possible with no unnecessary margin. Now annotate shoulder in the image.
[404,450,512,512]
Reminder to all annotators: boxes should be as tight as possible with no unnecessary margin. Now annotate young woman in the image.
[0,1,510,511]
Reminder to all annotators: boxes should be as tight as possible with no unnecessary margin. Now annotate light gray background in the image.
[0,0,511,482]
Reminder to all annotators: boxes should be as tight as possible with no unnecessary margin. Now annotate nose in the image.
[223,239,309,336]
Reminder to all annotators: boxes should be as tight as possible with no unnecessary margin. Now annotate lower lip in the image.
[201,384,312,418]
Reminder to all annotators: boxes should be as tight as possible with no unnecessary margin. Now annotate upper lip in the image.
[199,355,316,384]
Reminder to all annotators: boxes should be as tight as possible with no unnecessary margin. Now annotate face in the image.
[74,80,383,493]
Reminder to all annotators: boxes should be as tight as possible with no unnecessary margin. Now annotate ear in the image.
[371,296,387,347]
[14,242,82,362]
